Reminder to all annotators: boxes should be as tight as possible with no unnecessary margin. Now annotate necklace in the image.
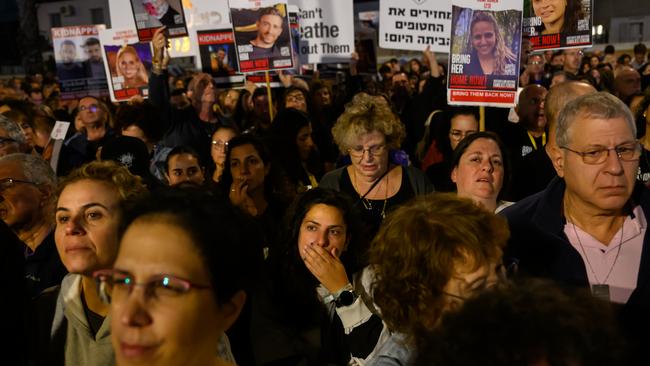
[569,217,624,301]
[354,167,389,219]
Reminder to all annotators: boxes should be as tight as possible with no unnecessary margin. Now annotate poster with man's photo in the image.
[129,0,189,41]
[447,0,522,108]
[99,28,152,102]
[523,0,592,51]
[229,0,295,73]
[196,27,246,87]
[51,25,109,100]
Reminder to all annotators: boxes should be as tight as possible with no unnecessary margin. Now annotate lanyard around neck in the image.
[527,131,546,150]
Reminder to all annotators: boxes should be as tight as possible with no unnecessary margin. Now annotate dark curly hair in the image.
[369,193,509,344]
[269,188,363,328]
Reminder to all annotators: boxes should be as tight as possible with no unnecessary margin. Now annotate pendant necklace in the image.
[570,218,623,302]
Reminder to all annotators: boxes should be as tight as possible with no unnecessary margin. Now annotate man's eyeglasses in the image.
[79,104,99,112]
[560,143,641,165]
[286,95,305,103]
[0,178,38,192]
[93,269,211,304]
[0,137,17,147]
[348,144,386,158]
[212,140,229,151]
[449,130,477,141]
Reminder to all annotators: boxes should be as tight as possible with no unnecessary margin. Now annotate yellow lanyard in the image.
[527,131,546,150]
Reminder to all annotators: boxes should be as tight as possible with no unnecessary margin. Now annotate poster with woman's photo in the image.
[99,28,152,102]
[51,25,109,100]
[523,0,592,51]
[447,0,522,107]
[130,0,189,41]
[229,0,294,73]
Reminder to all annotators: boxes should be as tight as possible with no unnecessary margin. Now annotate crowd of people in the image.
[2,24,650,365]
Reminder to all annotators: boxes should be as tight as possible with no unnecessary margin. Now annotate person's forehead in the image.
[170,153,200,167]
[79,97,98,106]
[0,161,25,179]
[260,14,282,24]
[568,115,633,142]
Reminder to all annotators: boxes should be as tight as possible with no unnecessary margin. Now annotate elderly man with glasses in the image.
[502,92,650,361]
[0,153,66,298]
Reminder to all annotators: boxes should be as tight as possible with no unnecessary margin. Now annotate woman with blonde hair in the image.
[115,45,148,89]
[466,11,517,76]
[28,161,147,365]
[320,92,433,238]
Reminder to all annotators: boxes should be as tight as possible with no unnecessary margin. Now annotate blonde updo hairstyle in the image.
[331,92,406,154]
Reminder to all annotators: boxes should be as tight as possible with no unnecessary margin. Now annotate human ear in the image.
[451,167,458,183]
[551,148,565,177]
[219,290,246,331]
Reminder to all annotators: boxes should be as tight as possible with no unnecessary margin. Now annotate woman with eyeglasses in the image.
[28,161,147,366]
[320,92,433,239]
[365,193,509,365]
[210,125,238,183]
[425,107,480,192]
[94,187,259,366]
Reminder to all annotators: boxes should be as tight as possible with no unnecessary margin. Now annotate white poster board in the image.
[51,25,109,100]
[447,0,522,107]
[379,0,452,52]
[288,0,354,64]
[99,28,152,102]
[229,0,295,73]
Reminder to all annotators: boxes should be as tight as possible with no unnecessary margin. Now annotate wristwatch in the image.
[330,284,357,308]
[335,289,357,308]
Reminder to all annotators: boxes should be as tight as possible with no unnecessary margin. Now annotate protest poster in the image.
[379,0,452,53]
[51,25,109,100]
[196,27,246,87]
[355,11,379,74]
[183,0,231,27]
[129,0,189,41]
[99,28,152,102]
[288,0,354,64]
[523,0,592,51]
[246,72,282,88]
[447,0,522,107]
[229,0,295,73]
[48,121,71,174]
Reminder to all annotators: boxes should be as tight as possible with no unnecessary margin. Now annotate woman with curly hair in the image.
[253,188,377,364]
[115,45,148,89]
[466,11,517,76]
[28,161,147,365]
[365,193,509,365]
[532,0,585,35]
[320,92,433,239]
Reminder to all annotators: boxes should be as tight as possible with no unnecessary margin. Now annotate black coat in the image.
[501,177,650,363]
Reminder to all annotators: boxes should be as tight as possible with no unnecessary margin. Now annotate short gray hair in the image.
[0,153,56,188]
[0,114,26,145]
[556,92,636,148]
